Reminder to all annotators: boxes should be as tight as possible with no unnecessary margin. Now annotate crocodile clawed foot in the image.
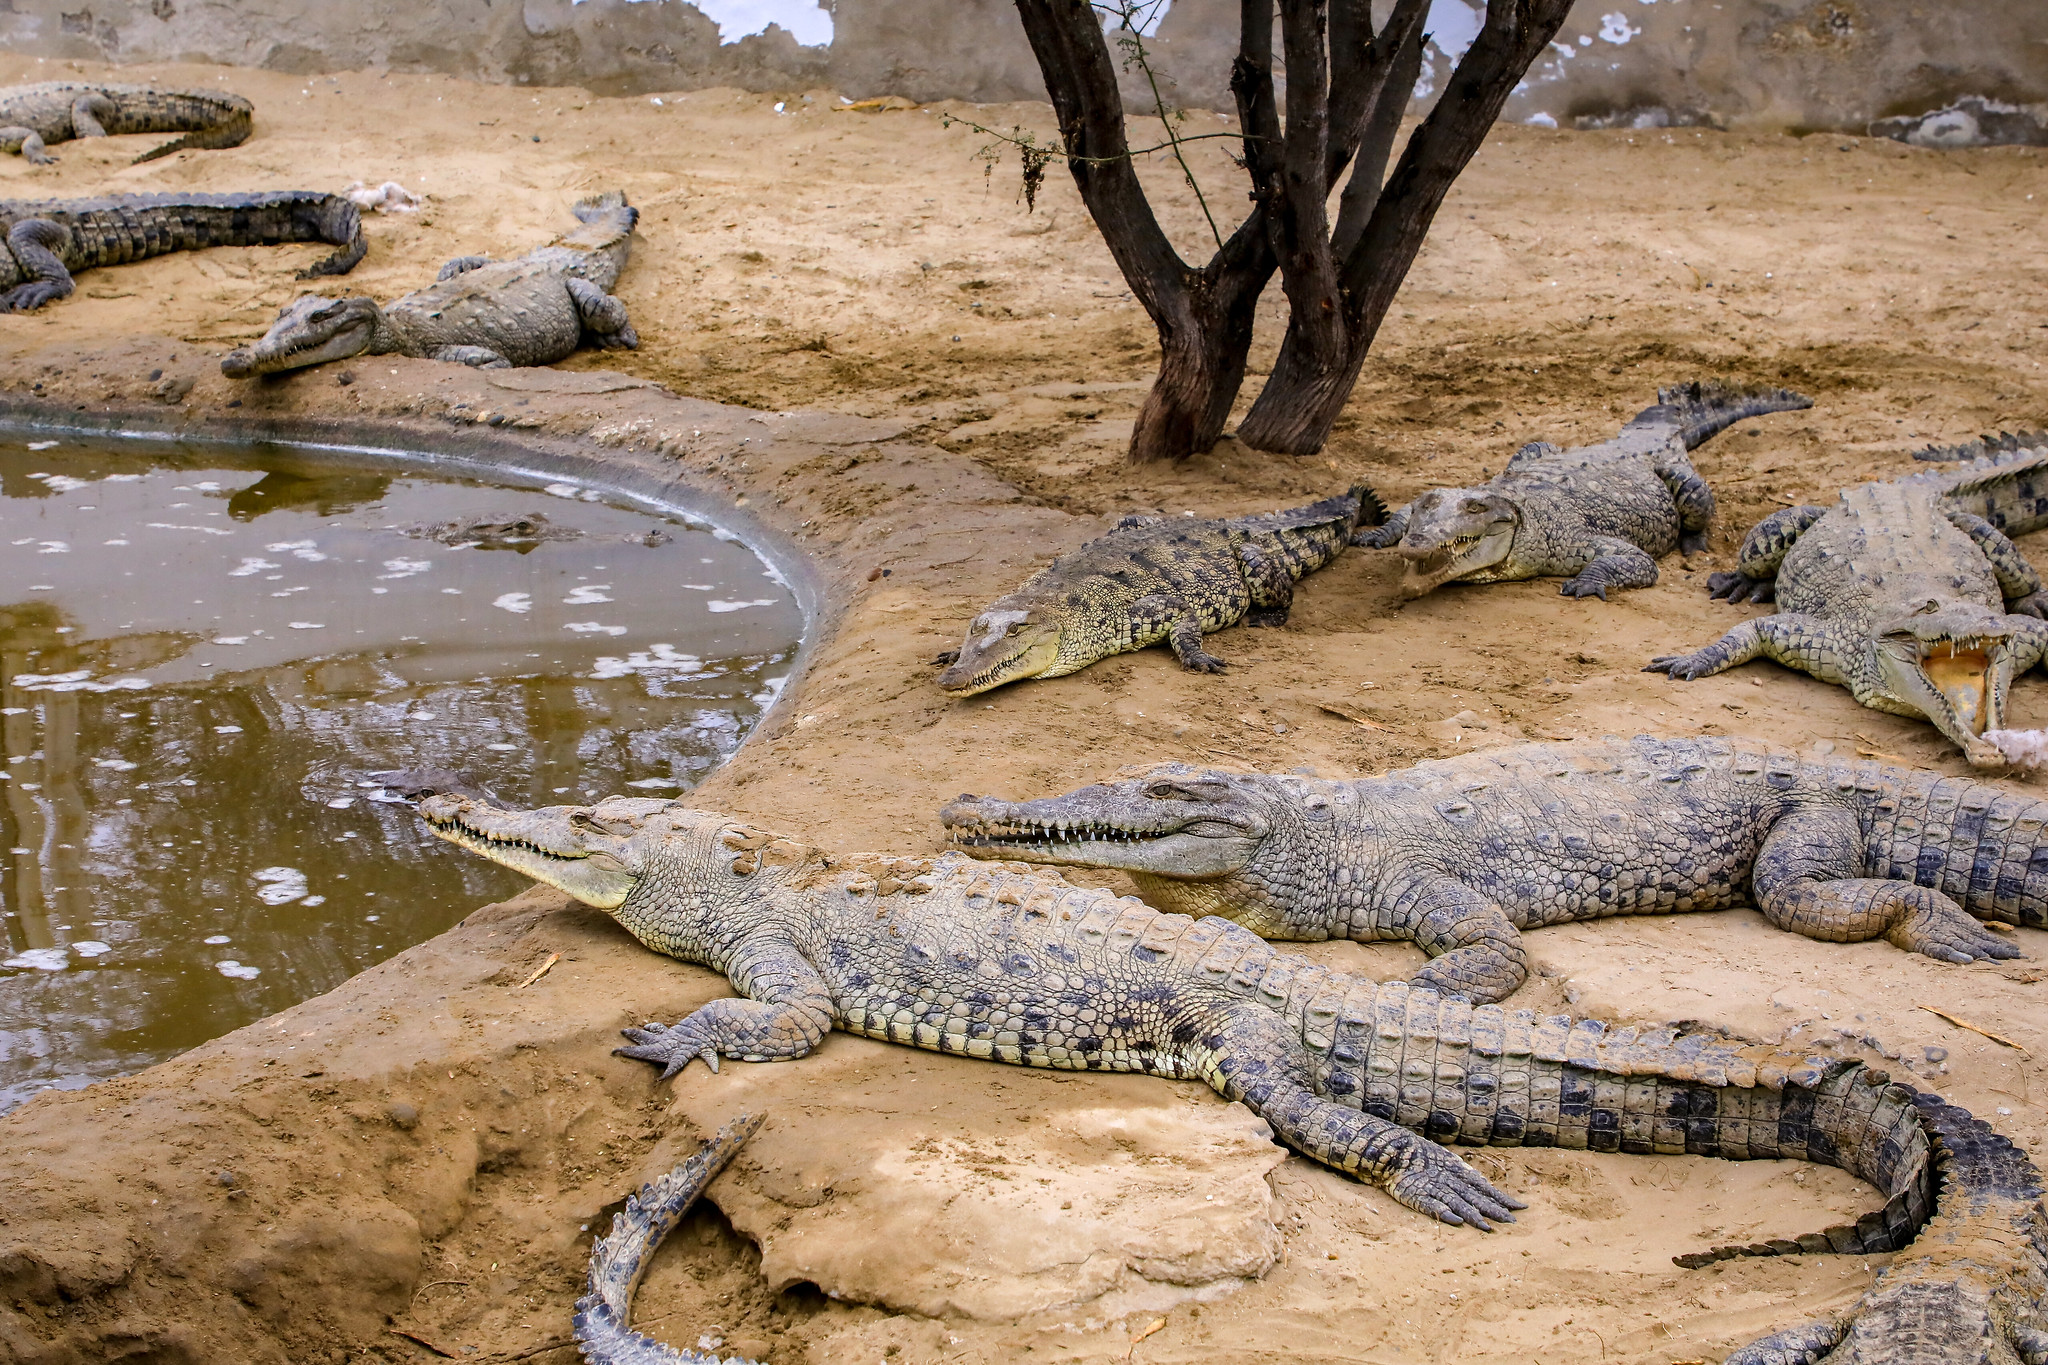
[1385,1139,1525,1230]
[1559,577,1610,601]
[1890,903,2027,965]
[1245,608,1288,628]
[2009,591,2048,620]
[1180,652,1229,674]
[1352,526,1399,549]
[1643,654,1707,681]
[617,1021,721,1079]
[1678,531,1709,556]
[1706,570,1775,604]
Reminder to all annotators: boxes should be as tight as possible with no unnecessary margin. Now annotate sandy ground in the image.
[0,55,2047,1365]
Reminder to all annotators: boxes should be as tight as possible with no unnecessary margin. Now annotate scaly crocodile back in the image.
[0,191,366,288]
[1907,440,2048,539]
[573,1112,764,1365]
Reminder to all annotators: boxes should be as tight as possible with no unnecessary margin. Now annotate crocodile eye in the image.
[1145,783,1196,800]
[1006,621,1026,636]
[1463,500,1489,514]
[1915,599,1940,615]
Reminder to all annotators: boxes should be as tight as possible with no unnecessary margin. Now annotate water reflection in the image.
[0,434,801,1110]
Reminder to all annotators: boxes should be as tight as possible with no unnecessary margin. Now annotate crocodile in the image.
[935,485,1385,695]
[0,82,252,165]
[221,191,639,376]
[1647,434,2048,768]
[938,735,2035,1005]
[1357,381,1812,599]
[577,1112,765,1365]
[417,789,2048,1364]
[0,190,364,313]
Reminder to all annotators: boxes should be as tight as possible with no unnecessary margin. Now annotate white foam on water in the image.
[4,949,69,971]
[215,961,261,980]
[707,599,779,613]
[625,777,684,788]
[149,523,234,536]
[211,636,249,645]
[589,642,708,680]
[564,621,628,636]
[544,483,582,499]
[25,441,57,451]
[563,585,613,605]
[214,726,242,733]
[39,475,90,493]
[93,758,139,771]
[37,541,69,554]
[70,941,109,958]
[326,797,354,809]
[229,557,279,577]
[379,558,432,579]
[288,622,326,630]
[253,866,309,905]
[486,742,518,751]
[12,672,149,693]
[491,592,533,614]
[203,935,231,945]
[266,539,328,562]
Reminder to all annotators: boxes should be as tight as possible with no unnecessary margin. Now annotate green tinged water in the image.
[0,433,802,1110]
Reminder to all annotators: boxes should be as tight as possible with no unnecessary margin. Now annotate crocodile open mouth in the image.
[421,807,584,863]
[1918,639,1995,733]
[417,798,639,908]
[946,820,1160,852]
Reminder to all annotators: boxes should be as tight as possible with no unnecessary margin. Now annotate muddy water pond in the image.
[0,431,802,1110]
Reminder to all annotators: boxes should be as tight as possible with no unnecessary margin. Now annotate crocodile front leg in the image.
[68,93,114,139]
[1354,505,1409,548]
[0,126,54,164]
[568,277,640,350]
[1371,871,1530,1004]
[1130,593,1228,672]
[1946,508,2048,616]
[1559,536,1659,600]
[436,254,492,280]
[1709,503,1828,603]
[0,219,75,311]
[1200,1008,1524,1228]
[1236,539,1295,627]
[1754,806,2022,963]
[1645,613,1856,686]
[617,935,835,1078]
[430,345,513,369]
[1722,1313,1850,1365]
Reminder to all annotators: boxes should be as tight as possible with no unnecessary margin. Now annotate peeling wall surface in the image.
[0,1,2043,131]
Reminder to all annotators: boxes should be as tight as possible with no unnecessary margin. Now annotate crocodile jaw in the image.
[1876,633,2014,768]
[1396,494,1517,597]
[939,772,1268,878]
[416,793,645,908]
[938,609,1063,696]
[223,295,379,378]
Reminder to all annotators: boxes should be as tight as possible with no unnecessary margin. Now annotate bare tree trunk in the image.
[1013,0,1273,464]
[1235,0,1573,455]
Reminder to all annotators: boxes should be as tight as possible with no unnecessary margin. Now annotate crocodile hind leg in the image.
[1652,452,1716,554]
[67,93,114,139]
[1560,537,1659,600]
[1708,503,1827,603]
[1644,613,1855,685]
[1722,1313,1850,1365]
[1236,540,1295,627]
[1754,806,2022,962]
[429,345,513,369]
[0,126,54,164]
[1200,1009,1524,1228]
[0,218,75,311]
[568,277,639,350]
[1945,508,2048,617]
[616,939,835,1078]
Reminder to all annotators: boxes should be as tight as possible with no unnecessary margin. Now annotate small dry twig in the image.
[517,953,560,989]
[1317,700,1394,731]
[388,1327,458,1358]
[1919,1004,2031,1056]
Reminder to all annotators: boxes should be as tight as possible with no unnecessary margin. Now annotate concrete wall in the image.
[1,0,2042,134]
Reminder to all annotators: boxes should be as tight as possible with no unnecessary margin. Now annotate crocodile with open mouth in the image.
[0,81,252,165]
[0,190,365,313]
[939,735,2035,1005]
[221,191,638,376]
[935,485,1384,695]
[1647,433,2048,767]
[1357,381,1811,599]
[415,788,2048,1365]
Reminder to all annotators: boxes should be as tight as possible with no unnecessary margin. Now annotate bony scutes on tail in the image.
[1649,431,2048,768]
[935,485,1385,695]
[1359,381,1811,600]
[939,735,2033,1005]
[222,191,639,376]
[417,790,2048,1362]
[0,82,252,165]
[576,1113,766,1365]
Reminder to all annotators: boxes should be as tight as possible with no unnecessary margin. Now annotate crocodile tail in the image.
[1911,430,2048,463]
[562,190,640,251]
[298,195,367,279]
[1851,759,2048,928]
[1348,482,1389,531]
[1647,379,1814,449]
[574,1112,764,1365]
[124,91,254,164]
[1328,985,1940,1268]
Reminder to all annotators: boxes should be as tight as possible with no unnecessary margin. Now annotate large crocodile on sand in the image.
[418,789,2048,1365]
[221,191,639,376]
[0,82,252,165]
[0,190,364,313]
[935,485,1385,695]
[1648,434,2048,767]
[1358,381,1811,599]
[939,735,2036,1005]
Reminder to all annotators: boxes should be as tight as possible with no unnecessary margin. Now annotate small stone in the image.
[214,1169,236,1187]
[387,1100,419,1130]
[1923,1045,1948,1063]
